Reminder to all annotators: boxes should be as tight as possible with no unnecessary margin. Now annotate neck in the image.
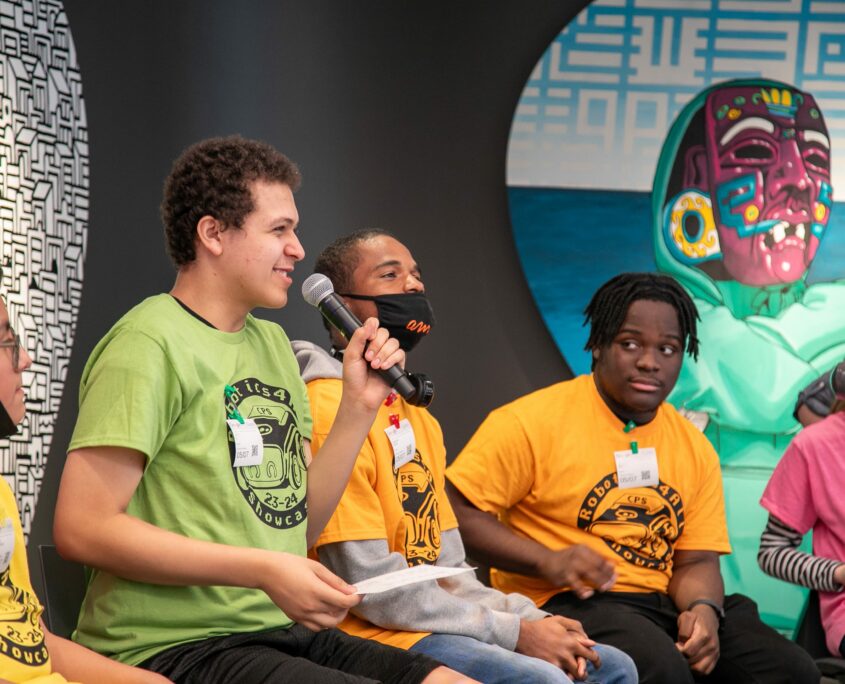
[171,267,250,332]
[593,375,657,427]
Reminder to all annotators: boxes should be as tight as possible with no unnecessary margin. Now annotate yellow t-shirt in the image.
[309,377,459,649]
[446,374,731,608]
[0,478,69,683]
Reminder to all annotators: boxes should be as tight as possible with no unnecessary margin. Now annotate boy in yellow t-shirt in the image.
[447,272,820,684]
[0,292,169,684]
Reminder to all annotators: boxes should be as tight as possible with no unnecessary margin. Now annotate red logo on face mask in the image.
[405,320,431,335]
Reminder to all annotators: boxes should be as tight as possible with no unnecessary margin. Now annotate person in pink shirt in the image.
[759,369,845,657]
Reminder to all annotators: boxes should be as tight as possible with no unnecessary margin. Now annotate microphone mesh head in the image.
[302,273,335,307]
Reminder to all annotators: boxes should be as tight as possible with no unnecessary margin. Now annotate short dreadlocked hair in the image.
[161,135,301,267]
[313,228,395,294]
[583,273,700,368]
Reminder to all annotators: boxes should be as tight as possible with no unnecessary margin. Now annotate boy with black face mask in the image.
[292,230,637,684]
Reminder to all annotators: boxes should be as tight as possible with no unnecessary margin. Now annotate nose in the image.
[405,272,424,292]
[636,347,659,372]
[18,344,33,372]
[286,231,305,262]
[768,139,810,201]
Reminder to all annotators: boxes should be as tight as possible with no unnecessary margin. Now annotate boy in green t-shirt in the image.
[53,136,468,684]
[0,290,169,684]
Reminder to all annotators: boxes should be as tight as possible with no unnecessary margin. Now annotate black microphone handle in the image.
[317,293,417,400]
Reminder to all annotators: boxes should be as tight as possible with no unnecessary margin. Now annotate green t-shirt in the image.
[68,294,313,665]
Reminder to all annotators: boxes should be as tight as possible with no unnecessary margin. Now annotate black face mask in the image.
[339,292,435,352]
[0,404,17,439]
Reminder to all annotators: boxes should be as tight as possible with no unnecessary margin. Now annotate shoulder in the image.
[493,376,584,420]
[307,376,343,406]
[247,314,292,345]
[0,476,18,517]
[86,296,179,366]
[658,401,719,463]
[96,295,194,356]
[114,294,182,334]
[790,411,845,456]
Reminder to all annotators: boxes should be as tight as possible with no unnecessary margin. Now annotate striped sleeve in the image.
[758,514,844,593]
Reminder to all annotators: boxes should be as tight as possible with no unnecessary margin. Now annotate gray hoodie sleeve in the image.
[317,528,548,650]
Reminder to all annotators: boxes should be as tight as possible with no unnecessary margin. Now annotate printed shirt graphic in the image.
[68,295,312,666]
[447,374,730,608]
[0,478,71,683]
[309,376,458,649]
[226,378,308,531]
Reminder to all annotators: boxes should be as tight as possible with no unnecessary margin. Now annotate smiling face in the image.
[702,85,832,285]
[593,299,683,425]
[220,180,304,311]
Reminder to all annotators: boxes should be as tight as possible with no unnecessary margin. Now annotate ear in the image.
[195,215,224,257]
[682,145,709,190]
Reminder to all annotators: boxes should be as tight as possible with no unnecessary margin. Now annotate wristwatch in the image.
[687,599,725,631]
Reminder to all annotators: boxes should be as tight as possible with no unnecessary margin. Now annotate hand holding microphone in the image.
[302,274,433,407]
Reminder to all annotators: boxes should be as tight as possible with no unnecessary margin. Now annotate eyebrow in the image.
[373,259,422,274]
[269,216,298,228]
[803,130,830,149]
[720,117,776,146]
[617,326,682,341]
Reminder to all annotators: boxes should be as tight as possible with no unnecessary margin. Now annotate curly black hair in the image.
[161,135,301,266]
[583,272,700,368]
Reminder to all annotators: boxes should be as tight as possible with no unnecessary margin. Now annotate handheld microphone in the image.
[302,274,434,407]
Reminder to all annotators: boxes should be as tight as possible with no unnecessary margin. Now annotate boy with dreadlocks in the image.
[446,273,819,683]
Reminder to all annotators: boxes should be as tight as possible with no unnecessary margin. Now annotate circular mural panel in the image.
[0,0,88,536]
[507,0,845,375]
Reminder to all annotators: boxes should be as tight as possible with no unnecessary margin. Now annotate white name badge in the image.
[227,418,264,467]
[0,518,14,573]
[614,447,659,490]
[385,419,416,470]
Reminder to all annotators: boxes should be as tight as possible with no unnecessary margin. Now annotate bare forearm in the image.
[668,552,724,612]
[45,630,171,683]
[306,397,378,545]
[55,504,269,590]
[447,482,550,577]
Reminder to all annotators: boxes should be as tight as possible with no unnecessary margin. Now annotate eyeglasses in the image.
[0,326,22,371]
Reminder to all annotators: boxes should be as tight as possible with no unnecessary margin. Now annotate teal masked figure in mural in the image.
[652,78,845,632]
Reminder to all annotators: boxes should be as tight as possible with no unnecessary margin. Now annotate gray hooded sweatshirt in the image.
[292,339,548,650]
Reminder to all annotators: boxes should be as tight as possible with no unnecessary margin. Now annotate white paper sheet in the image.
[354,564,475,594]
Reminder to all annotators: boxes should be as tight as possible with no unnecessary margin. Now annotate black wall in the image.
[29,1,590,577]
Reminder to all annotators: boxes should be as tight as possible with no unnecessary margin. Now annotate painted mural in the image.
[0,0,88,539]
[507,0,845,632]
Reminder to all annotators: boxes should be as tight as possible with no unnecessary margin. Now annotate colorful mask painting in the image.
[664,83,832,286]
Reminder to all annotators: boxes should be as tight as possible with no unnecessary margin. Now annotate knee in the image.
[769,644,820,684]
[634,647,693,684]
[593,645,638,684]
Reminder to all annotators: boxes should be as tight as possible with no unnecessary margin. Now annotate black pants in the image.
[545,591,820,684]
[139,624,441,684]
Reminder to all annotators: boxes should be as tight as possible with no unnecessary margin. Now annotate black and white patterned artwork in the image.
[0,0,88,537]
